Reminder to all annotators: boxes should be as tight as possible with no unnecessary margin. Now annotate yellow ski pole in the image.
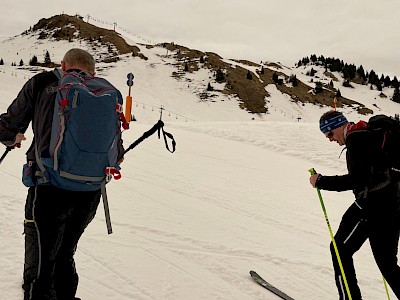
[383,276,391,300]
[308,168,352,300]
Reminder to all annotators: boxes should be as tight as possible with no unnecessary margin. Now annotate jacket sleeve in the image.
[316,131,374,192]
[0,78,35,146]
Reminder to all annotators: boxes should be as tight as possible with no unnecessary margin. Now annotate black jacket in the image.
[0,70,124,162]
[316,129,389,197]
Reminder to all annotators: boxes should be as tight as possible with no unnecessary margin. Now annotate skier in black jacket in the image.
[0,48,124,300]
[309,110,400,299]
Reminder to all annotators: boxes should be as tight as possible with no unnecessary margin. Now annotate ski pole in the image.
[383,276,391,300]
[124,120,176,155]
[308,168,352,300]
[0,147,12,166]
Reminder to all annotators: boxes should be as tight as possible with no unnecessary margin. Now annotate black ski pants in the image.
[331,184,400,300]
[23,185,101,300]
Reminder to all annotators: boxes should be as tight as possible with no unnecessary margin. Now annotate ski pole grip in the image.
[308,168,317,175]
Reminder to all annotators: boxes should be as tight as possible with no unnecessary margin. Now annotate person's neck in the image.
[65,68,93,77]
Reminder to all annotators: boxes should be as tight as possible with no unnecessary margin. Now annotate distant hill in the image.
[2,13,400,117]
[28,14,145,62]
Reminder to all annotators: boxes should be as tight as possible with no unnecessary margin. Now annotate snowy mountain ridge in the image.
[1,14,399,124]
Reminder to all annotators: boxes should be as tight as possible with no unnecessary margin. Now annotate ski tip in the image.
[249,270,256,276]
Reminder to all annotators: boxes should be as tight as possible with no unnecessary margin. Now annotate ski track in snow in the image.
[1,122,392,299]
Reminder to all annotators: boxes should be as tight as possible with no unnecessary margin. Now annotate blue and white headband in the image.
[319,113,348,133]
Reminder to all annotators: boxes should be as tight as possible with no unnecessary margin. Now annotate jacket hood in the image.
[344,120,368,139]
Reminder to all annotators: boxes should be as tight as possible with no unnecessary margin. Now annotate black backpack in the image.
[367,114,400,179]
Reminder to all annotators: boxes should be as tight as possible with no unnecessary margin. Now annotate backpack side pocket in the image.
[22,161,36,187]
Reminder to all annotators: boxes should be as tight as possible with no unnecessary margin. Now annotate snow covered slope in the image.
[0,24,399,300]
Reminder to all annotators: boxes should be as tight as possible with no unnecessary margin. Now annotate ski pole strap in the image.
[158,123,176,153]
[124,120,176,155]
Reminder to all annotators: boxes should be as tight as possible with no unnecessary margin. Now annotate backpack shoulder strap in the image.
[45,68,63,95]
[53,68,63,80]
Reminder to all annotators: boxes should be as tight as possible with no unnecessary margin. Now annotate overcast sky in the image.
[2,0,400,77]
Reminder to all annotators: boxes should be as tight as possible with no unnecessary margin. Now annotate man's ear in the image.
[61,60,66,71]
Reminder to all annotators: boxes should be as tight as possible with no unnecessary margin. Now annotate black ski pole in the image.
[0,147,12,166]
[124,119,177,154]
[124,120,164,155]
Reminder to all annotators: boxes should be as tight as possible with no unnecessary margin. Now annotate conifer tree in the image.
[44,51,51,64]
[272,72,279,83]
[380,74,385,83]
[376,81,383,91]
[368,70,378,85]
[29,55,38,66]
[392,76,399,89]
[343,80,353,88]
[349,64,356,79]
[0,58,3,65]
[314,81,323,94]
[215,69,225,82]
[342,64,351,79]
[302,57,310,65]
[246,70,253,80]
[392,87,400,103]
[289,74,298,86]
[356,65,366,80]
[330,58,342,72]
[384,75,391,87]
[310,54,317,63]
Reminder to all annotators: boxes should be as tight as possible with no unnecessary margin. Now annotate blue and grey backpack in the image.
[34,68,129,233]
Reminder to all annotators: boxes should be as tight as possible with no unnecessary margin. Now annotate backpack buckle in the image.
[105,167,122,182]
[60,99,69,107]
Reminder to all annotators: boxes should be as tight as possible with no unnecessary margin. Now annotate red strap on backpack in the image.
[105,167,121,181]
[116,104,129,130]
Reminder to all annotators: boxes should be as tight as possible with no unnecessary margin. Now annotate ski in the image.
[250,270,295,300]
